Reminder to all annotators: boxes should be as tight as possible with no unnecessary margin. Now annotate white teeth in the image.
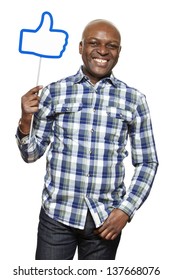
[94,58,107,63]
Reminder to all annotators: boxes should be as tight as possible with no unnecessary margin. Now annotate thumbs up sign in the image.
[19,11,69,58]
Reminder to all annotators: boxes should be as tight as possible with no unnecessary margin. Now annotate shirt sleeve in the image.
[118,95,159,218]
[15,86,54,163]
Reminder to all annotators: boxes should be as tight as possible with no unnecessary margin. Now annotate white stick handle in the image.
[28,57,42,142]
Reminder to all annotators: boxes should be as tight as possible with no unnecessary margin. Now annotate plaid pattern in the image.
[16,68,158,229]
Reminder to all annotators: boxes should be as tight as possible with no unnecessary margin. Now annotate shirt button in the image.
[86,173,90,177]
[91,129,94,133]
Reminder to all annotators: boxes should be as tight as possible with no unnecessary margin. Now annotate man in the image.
[16,19,158,260]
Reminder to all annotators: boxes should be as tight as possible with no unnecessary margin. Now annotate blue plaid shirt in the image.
[16,68,158,229]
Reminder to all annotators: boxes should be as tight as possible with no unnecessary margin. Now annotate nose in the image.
[97,44,109,55]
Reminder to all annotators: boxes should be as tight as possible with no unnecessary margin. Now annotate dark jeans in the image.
[35,207,121,260]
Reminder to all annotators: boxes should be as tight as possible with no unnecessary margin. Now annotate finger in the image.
[99,228,119,240]
[25,108,38,114]
[26,85,43,96]
[28,100,39,108]
[22,93,40,105]
[25,100,39,110]
[104,231,118,240]
[31,85,43,92]
[110,233,118,240]
[94,223,107,235]
[97,228,109,239]
[23,106,38,114]
[22,98,40,114]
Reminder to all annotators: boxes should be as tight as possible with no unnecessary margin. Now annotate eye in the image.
[107,43,120,49]
[88,41,98,47]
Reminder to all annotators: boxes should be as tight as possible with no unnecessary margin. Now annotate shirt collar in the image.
[73,66,118,87]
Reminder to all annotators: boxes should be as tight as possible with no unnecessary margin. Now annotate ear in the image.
[118,46,122,54]
[79,41,83,54]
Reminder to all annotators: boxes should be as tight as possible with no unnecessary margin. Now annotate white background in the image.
[1,0,172,279]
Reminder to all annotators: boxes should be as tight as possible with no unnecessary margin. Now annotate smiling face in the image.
[79,19,121,84]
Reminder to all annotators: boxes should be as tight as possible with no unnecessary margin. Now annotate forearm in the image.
[118,161,158,218]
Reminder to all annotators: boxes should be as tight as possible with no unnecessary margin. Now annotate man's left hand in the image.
[94,208,129,240]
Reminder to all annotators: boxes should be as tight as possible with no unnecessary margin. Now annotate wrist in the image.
[18,118,31,135]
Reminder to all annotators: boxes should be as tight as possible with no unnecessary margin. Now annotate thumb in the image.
[36,11,54,32]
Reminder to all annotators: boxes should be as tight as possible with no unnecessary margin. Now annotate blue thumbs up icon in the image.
[19,11,69,58]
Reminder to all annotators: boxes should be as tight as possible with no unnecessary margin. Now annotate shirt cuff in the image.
[16,128,30,145]
[118,201,137,222]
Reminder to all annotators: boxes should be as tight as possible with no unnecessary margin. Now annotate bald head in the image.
[81,19,121,43]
